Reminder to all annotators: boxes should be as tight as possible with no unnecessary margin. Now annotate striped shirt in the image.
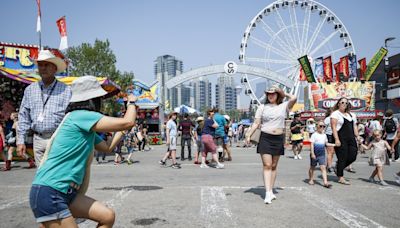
[17,79,71,144]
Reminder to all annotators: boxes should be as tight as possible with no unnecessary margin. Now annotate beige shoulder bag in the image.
[250,105,264,144]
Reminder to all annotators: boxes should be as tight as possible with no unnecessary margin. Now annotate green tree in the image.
[66,39,117,77]
[66,39,135,116]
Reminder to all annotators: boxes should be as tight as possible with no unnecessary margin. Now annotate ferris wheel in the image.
[239,0,356,105]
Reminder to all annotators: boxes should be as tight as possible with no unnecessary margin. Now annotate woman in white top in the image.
[323,108,335,173]
[331,97,362,185]
[246,85,296,204]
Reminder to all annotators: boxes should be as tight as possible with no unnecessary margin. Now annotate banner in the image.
[298,55,315,83]
[339,56,349,79]
[314,57,324,82]
[308,81,375,111]
[388,69,400,86]
[36,0,41,32]
[334,62,340,82]
[365,47,388,81]
[323,56,333,81]
[348,54,357,80]
[358,58,367,80]
[56,16,68,50]
[299,66,306,81]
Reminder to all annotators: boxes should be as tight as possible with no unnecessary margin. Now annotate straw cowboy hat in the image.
[70,76,108,102]
[34,50,67,73]
[265,85,285,101]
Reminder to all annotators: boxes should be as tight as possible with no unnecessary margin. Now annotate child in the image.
[308,121,332,188]
[361,130,393,186]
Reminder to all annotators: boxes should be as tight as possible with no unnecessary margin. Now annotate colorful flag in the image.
[365,47,388,81]
[298,55,315,83]
[348,54,357,80]
[36,0,41,32]
[334,62,340,82]
[340,56,349,79]
[56,16,68,50]
[358,58,367,80]
[314,57,324,82]
[323,56,333,82]
[299,66,306,81]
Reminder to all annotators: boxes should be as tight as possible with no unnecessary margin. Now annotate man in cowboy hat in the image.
[17,50,72,167]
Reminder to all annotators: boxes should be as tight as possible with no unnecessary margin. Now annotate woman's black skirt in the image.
[257,132,285,155]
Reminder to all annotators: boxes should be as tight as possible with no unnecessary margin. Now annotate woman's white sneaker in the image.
[264,192,272,204]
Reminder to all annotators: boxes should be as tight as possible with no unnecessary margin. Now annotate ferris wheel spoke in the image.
[305,15,328,54]
[318,47,347,58]
[248,77,264,83]
[291,5,302,52]
[309,30,340,56]
[259,19,294,56]
[275,9,299,53]
[245,57,297,65]
[300,7,312,54]
[249,36,294,61]
[276,63,300,73]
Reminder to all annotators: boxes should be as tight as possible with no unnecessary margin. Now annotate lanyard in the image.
[40,80,58,110]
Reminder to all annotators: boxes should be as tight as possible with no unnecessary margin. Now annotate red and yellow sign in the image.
[308,81,375,111]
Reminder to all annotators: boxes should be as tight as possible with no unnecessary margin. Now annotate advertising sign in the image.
[348,54,357,80]
[314,57,324,82]
[365,47,388,81]
[308,81,375,111]
[323,56,333,81]
[388,69,400,87]
[298,55,315,83]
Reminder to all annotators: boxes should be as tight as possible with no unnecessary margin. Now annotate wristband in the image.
[127,101,136,106]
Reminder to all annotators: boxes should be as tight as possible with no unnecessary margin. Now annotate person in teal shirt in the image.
[29,76,138,228]
[213,108,227,161]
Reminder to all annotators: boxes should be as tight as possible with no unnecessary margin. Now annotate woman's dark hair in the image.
[207,109,214,116]
[66,97,102,113]
[325,108,332,117]
[264,92,283,105]
[333,97,351,113]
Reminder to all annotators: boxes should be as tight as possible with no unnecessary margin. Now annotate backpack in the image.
[384,118,397,134]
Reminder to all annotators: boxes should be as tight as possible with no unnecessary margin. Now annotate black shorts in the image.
[326,134,335,144]
[257,132,284,156]
[291,139,303,145]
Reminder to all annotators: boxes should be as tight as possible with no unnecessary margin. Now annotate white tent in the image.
[174,105,199,114]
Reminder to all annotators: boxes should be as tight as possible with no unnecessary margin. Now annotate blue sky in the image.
[2,0,400,107]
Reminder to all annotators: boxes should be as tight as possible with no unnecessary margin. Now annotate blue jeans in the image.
[29,185,77,223]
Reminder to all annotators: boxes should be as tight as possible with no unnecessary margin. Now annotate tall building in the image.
[181,84,193,107]
[235,86,243,109]
[215,74,236,112]
[192,77,212,112]
[154,55,183,110]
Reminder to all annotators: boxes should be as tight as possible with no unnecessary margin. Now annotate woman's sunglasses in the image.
[339,101,348,105]
[318,125,326,128]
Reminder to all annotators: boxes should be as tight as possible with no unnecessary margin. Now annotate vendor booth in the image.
[125,79,162,145]
[0,42,120,160]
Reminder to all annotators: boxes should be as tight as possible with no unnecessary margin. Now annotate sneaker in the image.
[171,164,181,169]
[200,163,209,168]
[297,154,302,160]
[270,191,277,200]
[159,160,166,166]
[127,160,132,165]
[379,180,389,186]
[215,163,224,169]
[264,192,272,204]
[368,177,375,183]
[294,155,298,160]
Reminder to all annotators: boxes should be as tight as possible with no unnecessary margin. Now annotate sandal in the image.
[346,168,356,173]
[308,181,315,185]
[338,180,350,185]
[323,184,332,189]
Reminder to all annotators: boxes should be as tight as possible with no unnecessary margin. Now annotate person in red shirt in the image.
[178,113,195,161]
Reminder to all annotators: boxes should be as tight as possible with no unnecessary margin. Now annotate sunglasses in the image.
[318,125,326,128]
[339,101,348,105]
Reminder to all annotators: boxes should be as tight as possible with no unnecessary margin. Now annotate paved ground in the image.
[1,144,400,228]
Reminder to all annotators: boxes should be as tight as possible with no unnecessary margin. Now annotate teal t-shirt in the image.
[214,113,226,137]
[32,110,104,193]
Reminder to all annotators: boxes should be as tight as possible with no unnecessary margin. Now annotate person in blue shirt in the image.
[29,76,138,227]
[213,108,227,162]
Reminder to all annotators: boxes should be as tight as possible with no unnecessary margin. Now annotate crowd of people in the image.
[0,50,400,227]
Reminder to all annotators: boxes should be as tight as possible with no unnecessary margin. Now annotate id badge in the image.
[37,112,45,122]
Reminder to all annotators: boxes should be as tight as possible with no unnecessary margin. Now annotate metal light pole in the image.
[384,37,396,110]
